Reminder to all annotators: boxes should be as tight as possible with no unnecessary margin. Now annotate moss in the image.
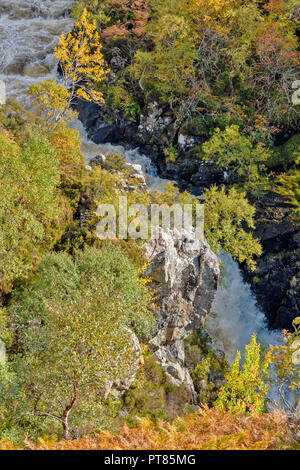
[185,330,227,406]
[101,152,130,171]
[270,134,300,169]
[163,144,178,163]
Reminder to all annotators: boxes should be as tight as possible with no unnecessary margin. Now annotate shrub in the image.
[0,130,69,292]
[2,245,153,439]
[215,335,270,415]
[14,406,295,450]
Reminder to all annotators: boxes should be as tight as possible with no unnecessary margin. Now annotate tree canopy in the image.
[4,245,153,438]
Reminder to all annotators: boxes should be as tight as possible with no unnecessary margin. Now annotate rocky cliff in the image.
[243,192,300,330]
[144,227,219,399]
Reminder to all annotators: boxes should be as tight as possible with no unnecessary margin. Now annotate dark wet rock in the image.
[91,122,121,144]
[74,98,138,144]
[75,98,100,129]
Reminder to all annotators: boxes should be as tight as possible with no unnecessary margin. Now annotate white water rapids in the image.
[0,0,73,104]
[0,0,281,364]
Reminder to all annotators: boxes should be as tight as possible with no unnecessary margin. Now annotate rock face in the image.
[90,153,147,192]
[74,98,137,144]
[144,228,219,399]
[138,102,172,140]
[160,156,225,196]
[243,191,300,330]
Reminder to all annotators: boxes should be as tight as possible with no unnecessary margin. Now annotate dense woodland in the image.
[0,0,299,450]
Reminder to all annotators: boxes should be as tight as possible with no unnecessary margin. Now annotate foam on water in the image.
[207,254,281,361]
[72,119,168,192]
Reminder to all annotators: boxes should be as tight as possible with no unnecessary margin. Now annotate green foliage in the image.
[202,125,271,188]
[103,0,300,131]
[215,335,270,415]
[106,84,141,120]
[28,79,77,124]
[71,0,109,24]
[124,353,169,422]
[204,185,262,269]
[124,349,193,423]
[10,245,153,341]
[0,98,29,135]
[270,134,300,218]
[272,134,300,169]
[0,130,67,292]
[48,123,86,201]
[275,169,300,219]
[185,330,227,405]
[0,308,12,349]
[0,100,90,293]
[163,144,178,163]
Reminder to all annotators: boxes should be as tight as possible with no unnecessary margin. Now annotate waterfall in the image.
[207,254,281,361]
[1,0,281,363]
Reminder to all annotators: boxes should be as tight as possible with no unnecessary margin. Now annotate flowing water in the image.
[73,120,282,361]
[0,1,281,363]
[75,119,168,192]
[0,0,74,105]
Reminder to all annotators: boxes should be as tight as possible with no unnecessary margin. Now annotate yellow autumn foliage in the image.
[55,8,108,104]
[4,406,295,450]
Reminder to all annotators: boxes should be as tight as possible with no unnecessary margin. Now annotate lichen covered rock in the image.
[144,228,219,398]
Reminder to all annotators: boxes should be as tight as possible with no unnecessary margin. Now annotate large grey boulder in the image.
[144,227,219,399]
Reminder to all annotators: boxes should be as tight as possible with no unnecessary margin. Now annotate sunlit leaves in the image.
[215,335,270,415]
[202,125,271,188]
[28,79,77,124]
[6,245,153,436]
[55,8,108,106]
[0,131,65,291]
[204,185,262,270]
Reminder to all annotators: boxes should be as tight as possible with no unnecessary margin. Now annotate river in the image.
[0,0,281,363]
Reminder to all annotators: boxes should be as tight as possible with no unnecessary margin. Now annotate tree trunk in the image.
[63,418,71,440]
[61,381,78,440]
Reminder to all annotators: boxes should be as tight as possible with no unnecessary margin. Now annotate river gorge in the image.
[0,0,282,364]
